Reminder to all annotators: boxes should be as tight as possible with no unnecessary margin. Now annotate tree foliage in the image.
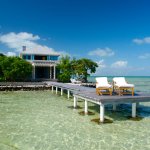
[57,55,72,83]
[57,55,98,83]
[0,55,5,79]
[0,53,5,57]
[75,58,98,82]
[0,56,32,81]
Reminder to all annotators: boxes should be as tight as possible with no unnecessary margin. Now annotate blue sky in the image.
[0,0,150,76]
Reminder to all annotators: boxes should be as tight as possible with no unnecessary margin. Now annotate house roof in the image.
[20,47,60,56]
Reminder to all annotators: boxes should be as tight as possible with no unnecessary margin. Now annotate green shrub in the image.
[0,56,32,81]
[58,72,71,83]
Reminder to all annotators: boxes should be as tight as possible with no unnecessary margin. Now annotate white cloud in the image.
[139,53,150,59]
[88,47,114,57]
[111,60,128,68]
[6,52,16,57]
[0,32,40,52]
[133,37,150,44]
[0,32,60,55]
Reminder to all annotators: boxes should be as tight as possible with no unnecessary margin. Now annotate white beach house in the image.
[20,46,60,80]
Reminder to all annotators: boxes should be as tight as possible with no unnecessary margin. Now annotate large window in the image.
[34,55,47,60]
[22,55,31,60]
[50,56,58,60]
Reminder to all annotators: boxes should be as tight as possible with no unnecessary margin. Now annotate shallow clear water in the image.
[0,91,150,150]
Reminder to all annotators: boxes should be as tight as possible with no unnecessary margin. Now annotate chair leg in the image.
[99,90,102,95]
[132,88,134,96]
[119,88,121,96]
[109,88,112,96]
[96,88,100,95]
[97,88,113,96]
[96,88,98,94]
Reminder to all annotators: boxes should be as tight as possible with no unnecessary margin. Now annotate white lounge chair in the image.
[70,78,82,84]
[96,77,112,95]
[113,77,134,96]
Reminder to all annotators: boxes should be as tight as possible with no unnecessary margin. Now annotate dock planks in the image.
[46,81,150,123]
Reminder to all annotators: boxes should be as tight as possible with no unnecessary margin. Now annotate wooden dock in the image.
[0,82,51,91]
[46,81,150,123]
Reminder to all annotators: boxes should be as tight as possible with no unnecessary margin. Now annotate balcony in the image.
[27,60,59,66]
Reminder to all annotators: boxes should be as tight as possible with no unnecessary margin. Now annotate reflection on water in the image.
[0,91,150,150]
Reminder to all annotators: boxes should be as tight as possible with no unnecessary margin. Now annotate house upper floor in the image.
[20,46,60,62]
[21,54,59,61]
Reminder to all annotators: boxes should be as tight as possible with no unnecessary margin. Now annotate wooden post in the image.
[61,88,63,96]
[100,104,105,123]
[67,90,70,99]
[132,88,134,96]
[56,86,58,94]
[132,103,136,118]
[113,103,116,111]
[84,100,88,114]
[74,96,77,108]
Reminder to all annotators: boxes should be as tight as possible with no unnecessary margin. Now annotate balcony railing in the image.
[27,60,58,66]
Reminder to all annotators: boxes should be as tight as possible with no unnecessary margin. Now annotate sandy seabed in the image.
[0,91,150,150]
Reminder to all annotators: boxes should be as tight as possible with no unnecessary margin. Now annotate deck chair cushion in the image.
[96,77,112,88]
[113,77,134,88]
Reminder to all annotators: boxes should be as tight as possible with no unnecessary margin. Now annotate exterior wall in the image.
[21,53,58,80]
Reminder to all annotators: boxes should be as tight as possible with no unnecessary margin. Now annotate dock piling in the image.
[74,96,77,108]
[84,100,88,114]
[113,103,117,111]
[56,86,58,94]
[67,90,70,99]
[52,86,54,93]
[100,104,105,123]
[61,88,63,96]
[132,103,136,118]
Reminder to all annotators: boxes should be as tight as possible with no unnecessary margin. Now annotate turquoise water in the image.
[88,76,150,93]
[0,90,150,150]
